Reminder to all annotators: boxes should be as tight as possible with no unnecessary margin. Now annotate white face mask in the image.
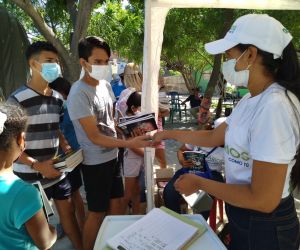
[222,50,251,88]
[86,63,112,82]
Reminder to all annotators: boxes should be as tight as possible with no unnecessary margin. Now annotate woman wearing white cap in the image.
[153,14,300,250]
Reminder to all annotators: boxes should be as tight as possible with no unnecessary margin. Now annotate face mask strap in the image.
[236,49,248,62]
[236,49,252,71]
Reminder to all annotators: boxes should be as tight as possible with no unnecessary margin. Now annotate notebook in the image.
[53,149,83,172]
[106,207,206,250]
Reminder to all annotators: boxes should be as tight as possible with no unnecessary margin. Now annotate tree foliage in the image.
[88,0,144,62]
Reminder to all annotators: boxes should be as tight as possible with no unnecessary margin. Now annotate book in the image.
[118,112,158,138]
[106,207,206,250]
[53,149,83,172]
[183,151,206,173]
[32,181,54,221]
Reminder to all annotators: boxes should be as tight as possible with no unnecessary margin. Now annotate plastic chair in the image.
[168,99,187,123]
[209,198,224,232]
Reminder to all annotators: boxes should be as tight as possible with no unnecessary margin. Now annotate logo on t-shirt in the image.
[224,144,250,167]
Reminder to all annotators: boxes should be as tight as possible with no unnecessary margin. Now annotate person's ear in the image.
[247,46,258,66]
[79,58,91,73]
[29,58,40,72]
[16,132,26,150]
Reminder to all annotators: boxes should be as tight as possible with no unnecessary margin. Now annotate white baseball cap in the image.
[205,14,292,59]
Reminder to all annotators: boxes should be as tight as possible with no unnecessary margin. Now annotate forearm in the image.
[197,178,278,212]
[18,153,49,173]
[90,133,130,148]
[161,130,221,147]
[18,152,36,167]
[58,130,69,149]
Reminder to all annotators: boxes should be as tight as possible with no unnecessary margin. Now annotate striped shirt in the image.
[7,85,65,187]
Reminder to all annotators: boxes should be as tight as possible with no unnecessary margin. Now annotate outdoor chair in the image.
[168,99,187,123]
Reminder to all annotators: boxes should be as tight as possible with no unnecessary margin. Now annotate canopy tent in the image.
[0,7,29,99]
[141,0,300,210]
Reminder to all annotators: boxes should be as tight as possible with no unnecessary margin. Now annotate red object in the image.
[209,198,224,232]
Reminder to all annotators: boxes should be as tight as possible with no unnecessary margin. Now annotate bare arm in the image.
[25,209,57,250]
[79,116,151,149]
[153,122,227,148]
[58,130,71,153]
[175,160,287,213]
[18,153,61,179]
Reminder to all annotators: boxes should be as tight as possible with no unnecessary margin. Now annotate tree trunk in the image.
[198,9,234,128]
[9,0,99,82]
[215,97,223,119]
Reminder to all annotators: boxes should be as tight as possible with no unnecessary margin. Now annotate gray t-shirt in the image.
[68,79,118,165]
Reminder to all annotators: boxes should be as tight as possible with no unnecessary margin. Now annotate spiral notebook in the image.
[107,207,206,250]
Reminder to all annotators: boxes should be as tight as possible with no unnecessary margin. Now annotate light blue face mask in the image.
[40,63,61,83]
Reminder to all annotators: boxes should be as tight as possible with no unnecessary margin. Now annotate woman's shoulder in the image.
[263,83,300,111]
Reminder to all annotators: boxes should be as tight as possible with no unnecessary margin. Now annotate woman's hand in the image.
[174,174,202,196]
[127,134,152,148]
[179,159,194,168]
[152,131,168,146]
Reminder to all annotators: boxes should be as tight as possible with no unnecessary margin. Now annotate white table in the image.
[94,214,226,250]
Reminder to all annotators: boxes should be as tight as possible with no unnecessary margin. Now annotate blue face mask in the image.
[40,63,61,83]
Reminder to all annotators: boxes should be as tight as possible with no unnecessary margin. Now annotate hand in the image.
[127,134,153,148]
[174,174,201,196]
[179,159,194,168]
[62,144,72,154]
[152,131,167,146]
[35,160,62,179]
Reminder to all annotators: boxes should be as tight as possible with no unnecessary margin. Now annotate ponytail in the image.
[275,42,300,190]
[237,42,300,190]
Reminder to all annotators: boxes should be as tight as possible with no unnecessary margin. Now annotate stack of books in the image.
[118,112,158,138]
[106,207,206,250]
[53,149,83,172]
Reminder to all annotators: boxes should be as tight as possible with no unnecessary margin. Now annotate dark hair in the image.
[126,91,141,115]
[78,36,111,61]
[237,42,300,190]
[25,41,58,61]
[49,77,71,97]
[0,104,27,151]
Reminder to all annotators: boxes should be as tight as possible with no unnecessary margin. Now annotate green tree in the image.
[88,0,144,62]
[1,0,104,81]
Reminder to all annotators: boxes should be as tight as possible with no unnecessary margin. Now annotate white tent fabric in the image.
[142,0,300,210]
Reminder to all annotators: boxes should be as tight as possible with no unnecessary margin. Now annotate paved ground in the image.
[53,112,300,249]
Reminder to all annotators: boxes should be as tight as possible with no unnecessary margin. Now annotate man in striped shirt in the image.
[8,41,83,250]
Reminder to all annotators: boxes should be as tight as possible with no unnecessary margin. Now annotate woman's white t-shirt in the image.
[225,83,300,198]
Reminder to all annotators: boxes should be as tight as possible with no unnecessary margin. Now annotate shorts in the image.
[44,177,72,200]
[81,158,124,212]
[123,150,144,177]
[67,164,83,193]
